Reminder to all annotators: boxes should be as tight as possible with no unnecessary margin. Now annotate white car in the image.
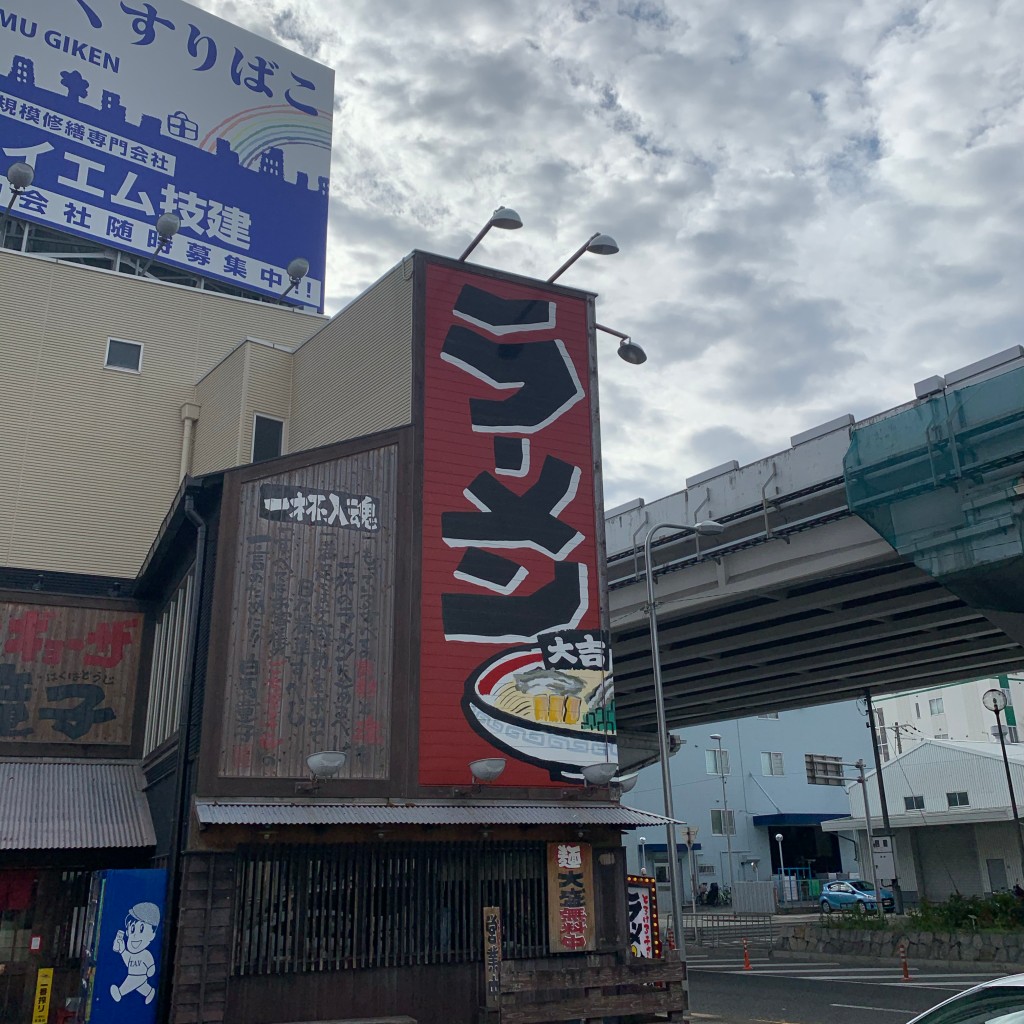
[907,974,1024,1023]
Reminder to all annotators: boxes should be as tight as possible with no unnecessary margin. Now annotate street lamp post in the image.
[983,689,1024,882]
[775,833,786,906]
[642,520,725,955]
[638,836,647,876]
[710,733,735,894]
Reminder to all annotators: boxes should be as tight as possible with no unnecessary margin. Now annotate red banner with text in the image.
[419,263,616,787]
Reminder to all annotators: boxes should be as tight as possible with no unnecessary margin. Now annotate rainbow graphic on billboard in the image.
[201,104,334,170]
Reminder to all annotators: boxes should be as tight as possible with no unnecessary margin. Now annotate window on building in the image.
[915,702,921,719]
[252,414,284,463]
[929,697,944,715]
[143,569,195,755]
[805,753,845,786]
[904,795,924,811]
[711,810,736,835]
[946,791,970,808]
[1009,726,1020,744]
[758,712,779,720]
[761,751,784,776]
[105,337,143,373]
[935,732,949,740]
[705,749,730,775]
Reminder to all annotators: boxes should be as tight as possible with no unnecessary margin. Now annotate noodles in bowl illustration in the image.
[461,645,617,781]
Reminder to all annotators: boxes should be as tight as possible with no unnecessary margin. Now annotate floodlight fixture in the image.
[0,161,35,244]
[469,757,507,783]
[595,323,647,365]
[458,206,523,261]
[138,212,181,275]
[295,749,347,793]
[547,232,619,282]
[282,256,310,298]
[581,762,619,787]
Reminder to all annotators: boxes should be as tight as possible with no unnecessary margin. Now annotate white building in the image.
[822,739,1024,901]
[873,674,1024,756]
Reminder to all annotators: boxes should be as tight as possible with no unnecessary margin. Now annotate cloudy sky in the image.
[197,0,1022,509]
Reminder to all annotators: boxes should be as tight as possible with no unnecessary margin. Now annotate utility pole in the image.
[865,691,904,913]
[856,758,886,922]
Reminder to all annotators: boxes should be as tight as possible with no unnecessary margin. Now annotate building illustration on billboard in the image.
[0,0,333,309]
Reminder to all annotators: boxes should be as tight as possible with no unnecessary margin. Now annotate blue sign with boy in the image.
[87,868,166,1024]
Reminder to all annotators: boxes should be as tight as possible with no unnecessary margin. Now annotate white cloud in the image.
[202,0,1024,508]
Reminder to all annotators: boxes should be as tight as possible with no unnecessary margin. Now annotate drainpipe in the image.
[158,491,207,1024]
[179,404,201,479]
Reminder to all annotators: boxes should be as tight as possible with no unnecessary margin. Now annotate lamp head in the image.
[287,257,310,282]
[587,232,619,256]
[155,212,180,239]
[306,750,347,780]
[469,757,506,783]
[489,206,522,230]
[694,520,725,536]
[709,733,722,742]
[775,832,784,843]
[614,773,638,793]
[617,338,647,365]
[582,762,619,787]
[6,161,33,190]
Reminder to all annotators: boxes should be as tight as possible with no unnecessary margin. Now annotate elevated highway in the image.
[608,347,1024,735]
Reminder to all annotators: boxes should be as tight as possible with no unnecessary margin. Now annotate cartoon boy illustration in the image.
[110,902,161,1005]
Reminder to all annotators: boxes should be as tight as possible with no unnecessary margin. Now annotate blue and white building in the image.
[623,702,874,899]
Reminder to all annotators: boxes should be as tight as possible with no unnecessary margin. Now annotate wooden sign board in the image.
[0,602,142,746]
[546,842,596,953]
[483,905,502,1008]
[218,446,398,779]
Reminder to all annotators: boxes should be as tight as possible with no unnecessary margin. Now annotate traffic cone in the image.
[900,942,911,981]
[743,937,752,971]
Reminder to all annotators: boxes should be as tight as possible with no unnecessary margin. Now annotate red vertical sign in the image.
[419,263,616,787]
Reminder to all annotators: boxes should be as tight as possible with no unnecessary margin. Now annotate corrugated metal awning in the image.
[0,760,156,850]
[195,799,676,828]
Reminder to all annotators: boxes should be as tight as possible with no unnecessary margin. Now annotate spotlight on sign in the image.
[282,256,310,298]
[547,232,619,283]
[458,206,523,262]
[0,160,35,244]
[596,323,647,365]
[138,212,181,275]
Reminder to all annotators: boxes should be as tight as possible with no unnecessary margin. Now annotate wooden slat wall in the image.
[218,446,398,779]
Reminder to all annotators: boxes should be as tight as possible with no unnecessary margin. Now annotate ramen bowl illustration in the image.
[461,645,618,780]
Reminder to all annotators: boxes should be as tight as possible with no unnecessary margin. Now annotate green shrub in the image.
[908,893,1024,932]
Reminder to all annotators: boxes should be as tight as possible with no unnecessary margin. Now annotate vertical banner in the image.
[86,868,166,1024]
[483,905,502,1009]
[419,263,616,786]
[546,842,596,953]
[626,875,660,958]
[32,967,54,1024]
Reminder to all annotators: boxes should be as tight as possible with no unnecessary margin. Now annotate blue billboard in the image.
[84,868,167,1023]
[0,0,333,310]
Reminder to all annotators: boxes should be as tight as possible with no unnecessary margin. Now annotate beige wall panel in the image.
[290,262,414,451]
[0,252,323,577]
[193,345,247,476]
[241,344,294,460]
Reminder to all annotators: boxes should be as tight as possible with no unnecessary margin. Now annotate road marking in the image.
[831,1004,908,1014]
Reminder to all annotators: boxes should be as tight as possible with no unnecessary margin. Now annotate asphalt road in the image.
[687,953,1013,1024]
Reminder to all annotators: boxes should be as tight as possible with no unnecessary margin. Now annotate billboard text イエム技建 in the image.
[419,264,616,787]
[0,0,333,309]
